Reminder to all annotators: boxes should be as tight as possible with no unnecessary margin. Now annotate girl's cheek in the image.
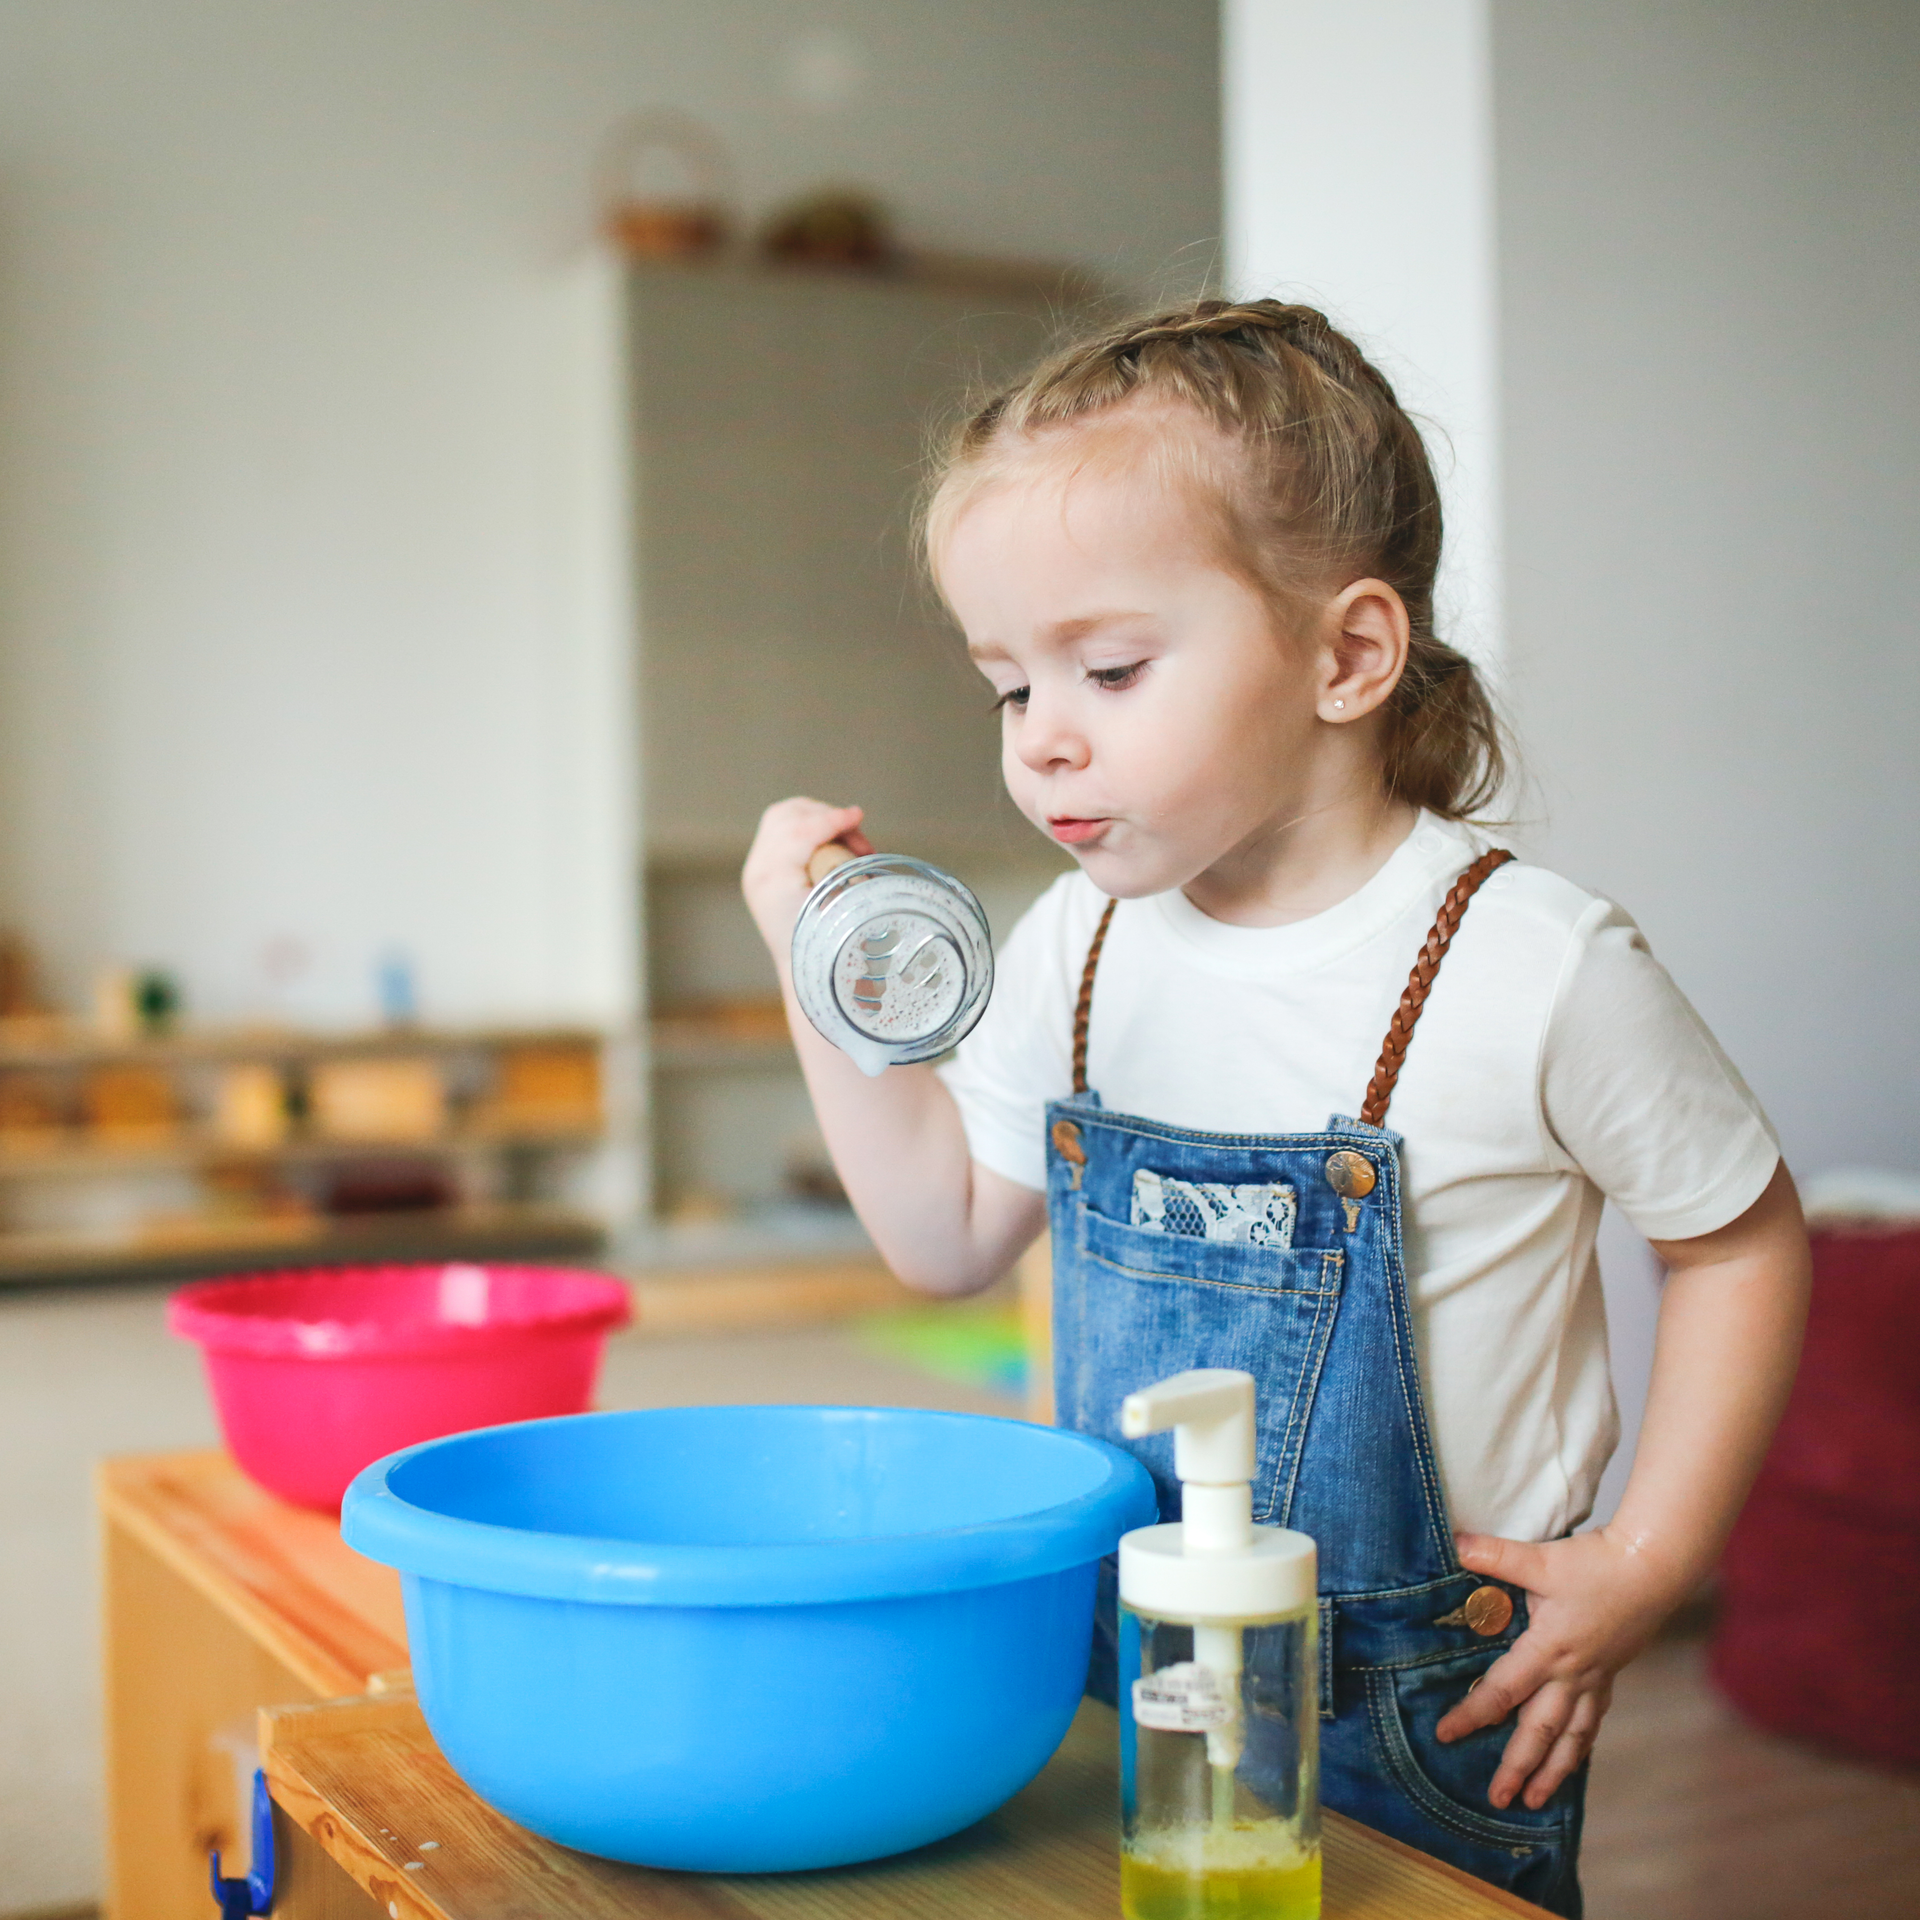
[999,744,1039,808]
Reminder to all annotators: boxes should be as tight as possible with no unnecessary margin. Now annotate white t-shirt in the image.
[939,812,1779,1543]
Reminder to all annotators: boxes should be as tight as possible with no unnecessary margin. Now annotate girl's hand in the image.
[741,798,874,964]
[1434,1526,1684,1811]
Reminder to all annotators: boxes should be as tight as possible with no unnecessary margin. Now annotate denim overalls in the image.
[1045,852,1588,1917]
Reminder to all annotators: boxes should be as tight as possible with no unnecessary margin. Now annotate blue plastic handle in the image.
[208,1768,275,1918]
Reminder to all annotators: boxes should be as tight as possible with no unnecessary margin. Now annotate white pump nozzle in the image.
[1121,1369,1256,1557]
[1122,1368,1254,1480]
[1122,1369,1260,1775]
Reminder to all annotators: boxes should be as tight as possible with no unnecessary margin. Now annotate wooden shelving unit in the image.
[0,1019,602,1071]
[647,1000,792,1075]
[0,1021,611,1284]
[0,1204,605,1288]
[617,254,1086,1235]
[0,1123,603,1179]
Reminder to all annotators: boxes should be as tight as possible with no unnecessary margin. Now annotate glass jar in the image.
[788,854,993,1075]
[1120,1602,1321,1920]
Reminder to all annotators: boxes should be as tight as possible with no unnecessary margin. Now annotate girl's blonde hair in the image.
[925,297,1507,821]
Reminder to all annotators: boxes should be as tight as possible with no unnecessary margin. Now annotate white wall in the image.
[1496,0,1920,1514]
[1227,2,1920,1529]
[1224,0,1502,662]
[0,0,1219,1030]
[1494,0,1920,1179]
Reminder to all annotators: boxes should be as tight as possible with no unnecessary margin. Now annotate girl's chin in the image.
[1059,838,1190,901]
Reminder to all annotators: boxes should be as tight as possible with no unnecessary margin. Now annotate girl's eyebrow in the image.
[966,610,1157,664]
[1048,610,1154,643]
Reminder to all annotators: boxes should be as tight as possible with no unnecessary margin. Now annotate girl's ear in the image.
[1319,578,1410,722]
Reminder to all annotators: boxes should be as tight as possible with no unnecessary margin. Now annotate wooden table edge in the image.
[261,1693,1554,1920]
[96,1450,407,1699]
[1323,1810,1556,1916]
[262,1691,445,1920]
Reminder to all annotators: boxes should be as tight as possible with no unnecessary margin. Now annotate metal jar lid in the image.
[789,854,993,1076]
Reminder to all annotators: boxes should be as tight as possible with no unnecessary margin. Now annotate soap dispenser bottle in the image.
[1118,1368,1320,1920]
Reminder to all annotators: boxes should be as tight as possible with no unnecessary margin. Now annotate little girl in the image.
[742,299,1808,1915]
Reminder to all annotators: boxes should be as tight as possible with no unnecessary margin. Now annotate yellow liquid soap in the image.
[1122,1819,1321,1920]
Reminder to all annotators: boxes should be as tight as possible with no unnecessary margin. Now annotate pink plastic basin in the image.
[168,1263,633,1510]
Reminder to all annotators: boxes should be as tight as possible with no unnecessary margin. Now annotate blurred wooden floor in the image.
[1583,1633,1920,1919]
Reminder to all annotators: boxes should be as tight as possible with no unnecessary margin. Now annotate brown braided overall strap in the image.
[1071,899,1118,1095]
[1359,849,1515,1127]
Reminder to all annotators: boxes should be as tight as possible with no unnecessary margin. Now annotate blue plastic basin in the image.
[341,1404,1155,1871]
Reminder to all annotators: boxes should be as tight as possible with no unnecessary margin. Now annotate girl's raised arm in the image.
[741,797,1047,1296]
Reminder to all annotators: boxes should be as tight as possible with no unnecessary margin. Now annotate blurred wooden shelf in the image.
[649,1000,793,1073]
[0,1018,605,1072]
[622,247,1105,304]
[627,1257,904,1334]
[642,836,1067,878]
[0,1122,603,1179]
[0,1202,605,1287]
[0,1020,615,1285]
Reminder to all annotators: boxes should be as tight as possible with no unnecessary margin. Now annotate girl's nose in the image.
[1014,694,1091,775]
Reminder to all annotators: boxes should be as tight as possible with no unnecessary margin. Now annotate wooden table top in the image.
[264,1690,1547,1920]
[105,1448,1544,1917]
[97,1447,408,1697]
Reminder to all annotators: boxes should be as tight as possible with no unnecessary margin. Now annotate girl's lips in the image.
[1048,816,1110,846]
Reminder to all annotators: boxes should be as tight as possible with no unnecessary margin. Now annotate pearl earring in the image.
[1333,700,1345,711]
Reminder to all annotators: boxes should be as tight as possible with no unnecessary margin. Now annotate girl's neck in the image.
[1182,788,1420,929]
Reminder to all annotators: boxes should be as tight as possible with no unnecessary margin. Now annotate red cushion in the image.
[1709,1224,1920,1767]
[1711,1482,1920,1768]
[1751,1225,1920,1527]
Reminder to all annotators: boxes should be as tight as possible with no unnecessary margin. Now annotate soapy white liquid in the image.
[791,864,988,1074]
[1127,1817,1317,1877]
[832,911,962,1042]
[844,1034,892,1078]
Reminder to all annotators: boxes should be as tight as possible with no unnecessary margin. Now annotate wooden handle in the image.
[806,841,860,886]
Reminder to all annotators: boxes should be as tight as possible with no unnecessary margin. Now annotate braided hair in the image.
[926,297,1507,822]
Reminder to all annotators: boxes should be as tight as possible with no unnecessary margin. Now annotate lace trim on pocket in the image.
[1131,1168,1297,1247]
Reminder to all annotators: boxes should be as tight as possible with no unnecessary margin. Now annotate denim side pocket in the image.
[1357,1657,1584,1914]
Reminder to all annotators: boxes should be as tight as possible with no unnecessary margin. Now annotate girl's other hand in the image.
[741,798,873,965]
[1433,1527,1684,1810]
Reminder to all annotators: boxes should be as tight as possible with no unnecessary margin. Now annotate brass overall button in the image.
[1463,1585,1514,1637]
[1051,1119,1088,1187]
[1324,1149,1377,1198]
[1433,1584,1514,1635]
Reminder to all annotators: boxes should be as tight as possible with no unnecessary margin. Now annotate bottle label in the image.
[1131,1661,1235,1733]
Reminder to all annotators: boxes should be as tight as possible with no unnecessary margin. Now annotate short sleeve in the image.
[935,873,1086,1192]
[1541,899,1780,1243]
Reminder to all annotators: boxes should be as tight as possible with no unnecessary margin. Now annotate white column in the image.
[1223,0,1501,664]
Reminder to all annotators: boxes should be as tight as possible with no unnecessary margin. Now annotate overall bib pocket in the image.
[1057,1202,1343,1524]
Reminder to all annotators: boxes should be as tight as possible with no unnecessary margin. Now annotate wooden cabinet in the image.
[97,1451,407,1920]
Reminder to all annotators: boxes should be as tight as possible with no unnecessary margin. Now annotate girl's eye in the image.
[1089,661,1147,691]
[991,686,1030,713]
